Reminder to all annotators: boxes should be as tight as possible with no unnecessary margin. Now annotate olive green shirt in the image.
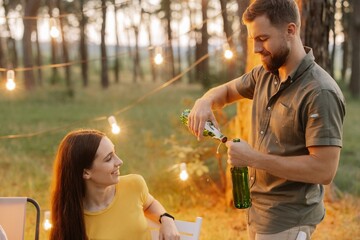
[236,47,345,233]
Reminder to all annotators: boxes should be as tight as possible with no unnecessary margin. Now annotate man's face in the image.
[246,15,290,73]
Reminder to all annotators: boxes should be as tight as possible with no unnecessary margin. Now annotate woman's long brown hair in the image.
[49,129,105,240]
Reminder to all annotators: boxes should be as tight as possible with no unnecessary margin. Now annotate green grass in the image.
[0,75,359,239]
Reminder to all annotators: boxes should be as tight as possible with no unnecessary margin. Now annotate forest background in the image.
[0,0,359,239]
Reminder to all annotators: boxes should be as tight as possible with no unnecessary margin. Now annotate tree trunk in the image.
[144,12,157,82]
[114,1,120,84]
[49,0,59,85]
[197,0,209,89]
[35,21,42,86]
[341,0,351,82]
[58,0,73,97]
[349,0,360,97]
[22,0,39,90]
[300,0,333,72]
[186,1,196,84]
[100,0,109,88]
[79,0,89,87]
[3,1,18,68]
[219,0,236,81]
[164,0,176,80]
[237,0,249,76]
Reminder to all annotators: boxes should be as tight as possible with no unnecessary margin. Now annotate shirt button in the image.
[260,131,264,135]
[274,81,278,85]
[267,106,271,111]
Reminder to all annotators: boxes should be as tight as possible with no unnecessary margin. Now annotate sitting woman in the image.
[50,129,179,240]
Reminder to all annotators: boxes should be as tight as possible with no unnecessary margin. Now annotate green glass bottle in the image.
[180,109,227,143]
[231,138,251,209]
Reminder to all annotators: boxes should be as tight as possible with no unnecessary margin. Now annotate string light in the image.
[0,26,241,140]
[154,46,164,65]
[179,163,189,181]
[223,43,233,60]
[50,18,60,38]
[43,211,52,231]
[108,116,121,134]
[5,70,16,91]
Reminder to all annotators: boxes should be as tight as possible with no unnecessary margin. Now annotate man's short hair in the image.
[242,0,300,28]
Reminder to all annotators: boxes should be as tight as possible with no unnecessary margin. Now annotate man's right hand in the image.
[188,98,219,141]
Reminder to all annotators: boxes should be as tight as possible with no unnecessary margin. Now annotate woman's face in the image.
[83,136,123,186]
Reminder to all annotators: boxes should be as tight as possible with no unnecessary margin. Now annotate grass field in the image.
[0,79,359,239]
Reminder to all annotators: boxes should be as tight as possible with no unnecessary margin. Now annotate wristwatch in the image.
[159,212,175,223]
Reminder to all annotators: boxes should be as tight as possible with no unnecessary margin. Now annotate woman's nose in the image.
[115,155,123,166]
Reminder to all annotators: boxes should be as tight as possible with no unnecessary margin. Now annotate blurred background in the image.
[0,0,359,239]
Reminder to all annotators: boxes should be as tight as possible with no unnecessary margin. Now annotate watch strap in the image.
[159,212,175,223]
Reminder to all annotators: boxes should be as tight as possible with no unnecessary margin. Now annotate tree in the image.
[195,0,209,89]
[349,0,360,97]
[3,0,19,68]
[113,0,121,84]
[58,0,73,97]
[161,0,176,80]
[22,0,40,90]
[219,0,236,81]
[237,0,250,76]
[340,0,351,82]
[79,0,89,87]
[300,0,333,73]
[100,0,109,88]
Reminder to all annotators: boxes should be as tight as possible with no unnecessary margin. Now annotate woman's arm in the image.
[144,196,180,240]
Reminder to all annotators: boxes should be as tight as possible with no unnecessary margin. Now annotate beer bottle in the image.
[231,138,251,209]
[180,109,227,143]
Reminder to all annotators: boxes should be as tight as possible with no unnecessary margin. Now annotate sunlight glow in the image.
[224,49,233,59]
[154,47,164,65]
[223,43,233,59]
[43,211,52,231]
[6,70,16,91]
[108,116,121,134]
[179,163,189,181]
[50,18,60,38]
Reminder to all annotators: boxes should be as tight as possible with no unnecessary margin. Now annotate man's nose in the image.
[254,41,263,54]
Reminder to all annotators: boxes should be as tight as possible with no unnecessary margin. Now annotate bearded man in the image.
[186,0,345,239]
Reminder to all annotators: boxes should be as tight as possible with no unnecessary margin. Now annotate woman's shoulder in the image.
[119,174,146,186]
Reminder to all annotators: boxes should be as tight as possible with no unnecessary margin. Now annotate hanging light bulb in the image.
[6,70,16,91]
[50,18,60,38]
[223,42,233,60]
[154,46,164,65]
[179,163,189,181]
[108,116,121,134]
[43,211,52,231]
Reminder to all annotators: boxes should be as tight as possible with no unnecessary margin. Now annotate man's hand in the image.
[188,98,218,141]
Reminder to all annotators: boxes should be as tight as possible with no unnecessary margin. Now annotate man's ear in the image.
[287,23,297,36]
[83,169,91,179]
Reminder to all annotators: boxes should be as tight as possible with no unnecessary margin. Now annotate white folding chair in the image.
[147,216,202,240]
[0,197,40,240]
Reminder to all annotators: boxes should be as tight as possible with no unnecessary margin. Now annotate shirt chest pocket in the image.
[270,102,296,144]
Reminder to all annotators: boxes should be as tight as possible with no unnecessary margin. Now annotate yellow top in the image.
[84,174,152,240]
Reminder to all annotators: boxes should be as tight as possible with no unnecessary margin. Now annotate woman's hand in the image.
[159,217,180,240]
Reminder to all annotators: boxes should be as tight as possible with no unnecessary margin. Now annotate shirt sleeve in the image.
[236,66,263,99]
[304,89,345,147]
[135,175,153,207]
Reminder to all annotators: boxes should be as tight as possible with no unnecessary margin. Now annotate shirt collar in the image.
[288,47,315,81]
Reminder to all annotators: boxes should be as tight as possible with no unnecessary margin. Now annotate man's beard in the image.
[261,45,290,74]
